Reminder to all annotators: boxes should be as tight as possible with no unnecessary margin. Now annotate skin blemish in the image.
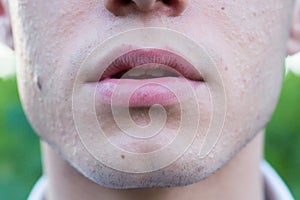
[34,74,42,91]
[221,7,225,10]
[121,155,125,159]
[37,77,42,91]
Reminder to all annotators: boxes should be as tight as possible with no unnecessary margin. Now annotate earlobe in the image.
[0,0,13,49]
[0,1,4,15]
[287,0,300,55]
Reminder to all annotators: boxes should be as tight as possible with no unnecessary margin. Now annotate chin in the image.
[57,138,233,189]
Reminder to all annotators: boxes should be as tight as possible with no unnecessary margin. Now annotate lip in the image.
[100,48,203,82]
[94,48,205,107]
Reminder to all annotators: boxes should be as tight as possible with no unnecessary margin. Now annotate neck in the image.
[42,132,264,200]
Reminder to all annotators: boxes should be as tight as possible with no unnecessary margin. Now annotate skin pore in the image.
[1,0,300,199]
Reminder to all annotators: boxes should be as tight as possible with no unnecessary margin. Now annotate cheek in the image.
[220,3,291,125]
[218,38,285,144]
[185,3,293,155]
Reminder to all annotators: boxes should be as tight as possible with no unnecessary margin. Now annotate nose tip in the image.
[104,0,188,16]
[132,0,156,11]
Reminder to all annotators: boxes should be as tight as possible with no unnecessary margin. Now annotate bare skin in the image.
[42,132,264,200]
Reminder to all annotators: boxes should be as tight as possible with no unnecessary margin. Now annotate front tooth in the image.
[124,69,146,78]
[146,68,165,77]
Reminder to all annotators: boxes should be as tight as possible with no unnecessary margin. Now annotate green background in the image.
[0,72,299,199]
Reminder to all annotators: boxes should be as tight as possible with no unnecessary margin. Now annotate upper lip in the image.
[99,48,204,82]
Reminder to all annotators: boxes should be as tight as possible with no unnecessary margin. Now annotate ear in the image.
[0,0,13,49]
[287,0,300,55]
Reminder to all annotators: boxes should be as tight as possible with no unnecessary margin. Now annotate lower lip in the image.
[95,77,203,107]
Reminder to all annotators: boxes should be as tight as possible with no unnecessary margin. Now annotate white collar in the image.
[260,161,294,200]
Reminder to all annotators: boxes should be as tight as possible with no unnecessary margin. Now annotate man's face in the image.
[9,0,294,188]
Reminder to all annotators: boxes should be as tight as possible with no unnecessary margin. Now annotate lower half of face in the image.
[11,0,293,188]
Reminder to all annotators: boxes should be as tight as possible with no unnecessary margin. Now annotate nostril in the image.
[121,0,132,5]
[104,0,188,16]
[113,0,131,6]
[161,0,187,16]
[162,0,172,5]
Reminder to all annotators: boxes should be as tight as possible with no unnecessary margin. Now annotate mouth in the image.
[100,48,204,82]
[96,48,205,107]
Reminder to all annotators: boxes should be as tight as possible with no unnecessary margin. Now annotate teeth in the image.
[147,68,165,77]
[124,68,145,78]
[122,68,179,79]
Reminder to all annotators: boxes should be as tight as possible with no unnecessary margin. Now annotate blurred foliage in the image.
[0,72,299,199]
[265,72,300,199]
[0,78,41,200]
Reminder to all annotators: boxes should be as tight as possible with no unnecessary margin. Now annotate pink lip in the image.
[96,48,204,107]
[100,48,203,81]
